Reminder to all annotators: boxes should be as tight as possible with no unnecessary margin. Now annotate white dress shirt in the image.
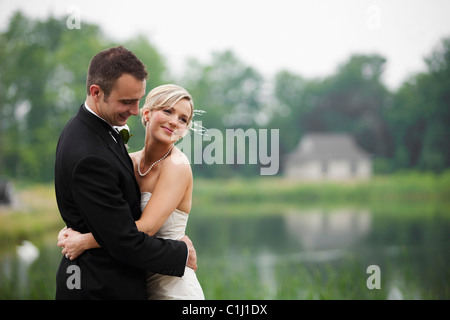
[84,101,118,143]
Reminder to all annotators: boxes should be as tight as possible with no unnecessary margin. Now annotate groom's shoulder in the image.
[58,117,105,158]
[60,106,87,134]
[59,114,92,146]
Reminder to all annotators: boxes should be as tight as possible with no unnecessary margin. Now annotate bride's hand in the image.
[180,235,198,272]
[57,227,87,260]
[57,226,68,243]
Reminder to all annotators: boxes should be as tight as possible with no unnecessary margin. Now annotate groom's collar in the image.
[82,102,120,144]
[77,104,134,174]
[84,101,116,130]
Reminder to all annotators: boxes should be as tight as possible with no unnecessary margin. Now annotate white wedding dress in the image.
[141,192,205,300]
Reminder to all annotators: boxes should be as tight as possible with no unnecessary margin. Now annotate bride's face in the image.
[145,98,191,143]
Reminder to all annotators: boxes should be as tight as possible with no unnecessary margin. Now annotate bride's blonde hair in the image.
[140,84,194,127]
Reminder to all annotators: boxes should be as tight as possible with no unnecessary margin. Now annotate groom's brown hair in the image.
[86,46,148,99]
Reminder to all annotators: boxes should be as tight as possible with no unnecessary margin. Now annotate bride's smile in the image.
[145,98,192,144]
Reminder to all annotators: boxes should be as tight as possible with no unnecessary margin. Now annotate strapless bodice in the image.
[140,192,188,240]
[141,192,204,300]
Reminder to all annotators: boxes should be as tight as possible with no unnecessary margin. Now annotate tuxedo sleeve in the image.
[72,155,188,276]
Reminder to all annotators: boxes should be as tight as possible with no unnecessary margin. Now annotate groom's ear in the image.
[89,85,102,99]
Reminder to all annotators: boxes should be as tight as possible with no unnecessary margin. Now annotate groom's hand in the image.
[181,235,198,272]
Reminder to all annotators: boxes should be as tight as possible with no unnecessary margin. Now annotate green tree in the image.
[389,36,450,172]
[271,70,320,159]
[0,12,168,181]
[0,12,66,180]
[272,54,394,173]
[309,54,393,157]
[179,50,267,177]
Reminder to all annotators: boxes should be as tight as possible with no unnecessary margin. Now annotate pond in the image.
[1,203,449,299]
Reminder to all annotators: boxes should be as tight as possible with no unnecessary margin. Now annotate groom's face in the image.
[96,73,146,127]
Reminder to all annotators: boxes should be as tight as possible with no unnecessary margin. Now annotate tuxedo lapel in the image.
[76,105,135,177]
[111,128,135,171]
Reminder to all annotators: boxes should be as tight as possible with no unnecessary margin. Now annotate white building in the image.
[284,133,372,181]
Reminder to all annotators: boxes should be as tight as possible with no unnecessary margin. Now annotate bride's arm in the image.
[136,153,192,236]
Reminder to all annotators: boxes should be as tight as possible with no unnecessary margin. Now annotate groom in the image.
[54,46,195,299]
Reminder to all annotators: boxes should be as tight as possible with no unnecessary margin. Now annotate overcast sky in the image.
[1,0,450,89]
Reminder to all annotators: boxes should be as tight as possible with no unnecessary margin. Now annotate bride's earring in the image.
[145,110,152,125]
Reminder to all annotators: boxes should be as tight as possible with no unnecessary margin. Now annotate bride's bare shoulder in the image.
[155,146,192,190]
[170,146,190,166]
[161,147,191,177]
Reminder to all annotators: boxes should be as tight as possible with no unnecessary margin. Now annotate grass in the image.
[1,170,449,244]
[193,170,450,206]
[0,185,64,248]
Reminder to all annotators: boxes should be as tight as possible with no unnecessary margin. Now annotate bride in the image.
[58,84,205,300]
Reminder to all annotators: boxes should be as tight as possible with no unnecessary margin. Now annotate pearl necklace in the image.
[138,144,174,177]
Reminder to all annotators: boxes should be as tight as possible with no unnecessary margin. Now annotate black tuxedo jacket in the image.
[54,104,187,299]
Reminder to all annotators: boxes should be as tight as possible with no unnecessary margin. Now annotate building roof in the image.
[286,133,371,164]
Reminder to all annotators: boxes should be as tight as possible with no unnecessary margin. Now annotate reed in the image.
[193,169,450,206]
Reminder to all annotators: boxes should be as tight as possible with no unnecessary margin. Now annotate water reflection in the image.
[17,241,39,265]
[256,251,277,299]
[1,203,449,299]
[16,241,39,298]
[0,240,40,299]
[254,209,372,298]
[284,208,371,250]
